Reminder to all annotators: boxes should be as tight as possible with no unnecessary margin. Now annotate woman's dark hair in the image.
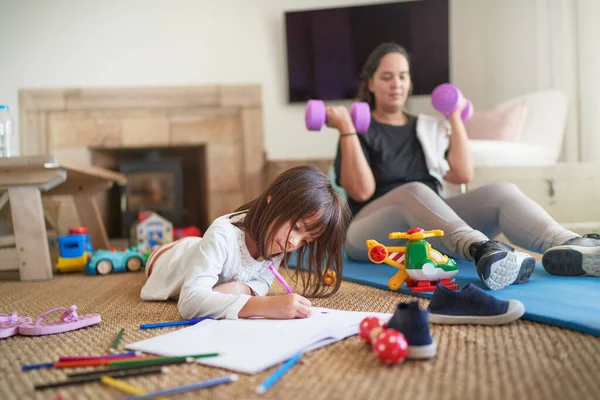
[356,42,411,110]
[232,165,351,297]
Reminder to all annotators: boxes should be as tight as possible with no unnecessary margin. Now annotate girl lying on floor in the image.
[140,166,351,320]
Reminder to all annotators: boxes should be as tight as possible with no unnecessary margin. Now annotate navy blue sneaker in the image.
[469,240,536,290]
[428,284,524,325]
[542,234,600,277]
[386,301,436,359]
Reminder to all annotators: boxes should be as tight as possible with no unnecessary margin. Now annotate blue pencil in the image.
[139,317,212,329]
[120,374,238,399]
[22,362,55,371]
[256,352,303,394]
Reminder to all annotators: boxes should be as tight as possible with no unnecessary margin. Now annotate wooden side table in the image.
[0,155,126,281]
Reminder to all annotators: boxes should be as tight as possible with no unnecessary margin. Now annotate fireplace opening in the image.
[90,145,207,240]
[118,151,184,238]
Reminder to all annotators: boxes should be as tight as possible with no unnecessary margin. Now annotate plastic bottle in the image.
[0,105,17,157]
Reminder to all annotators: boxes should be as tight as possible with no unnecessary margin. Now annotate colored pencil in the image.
[139,317,212,329]
[121,374,238,400]
[54,356,155,368]
[99,376,167,400]
[35,366,166,390]
[108,353,219,368]
[23,352,141,370]
[110,328,125,352]
[60,352,138,362]
[22,362,55,371]
[268,264,294,293]
[67,359,192,380]
[256,352,303,394]
[68,365,171,380]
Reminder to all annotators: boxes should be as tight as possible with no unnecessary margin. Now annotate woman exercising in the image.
[329,42,600,290]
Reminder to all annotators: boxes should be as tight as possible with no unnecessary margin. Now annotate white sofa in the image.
[468,90,568,167]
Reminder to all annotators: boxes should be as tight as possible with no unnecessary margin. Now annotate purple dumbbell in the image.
[461,99,473,121]
[431,83,474,122]
[305,100,371,133]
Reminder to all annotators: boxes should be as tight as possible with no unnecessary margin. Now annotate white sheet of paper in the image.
[125,307,392,374]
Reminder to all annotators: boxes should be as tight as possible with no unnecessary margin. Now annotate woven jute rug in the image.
[1,272,599,400]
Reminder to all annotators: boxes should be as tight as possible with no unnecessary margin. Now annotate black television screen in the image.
[285,0,449,103]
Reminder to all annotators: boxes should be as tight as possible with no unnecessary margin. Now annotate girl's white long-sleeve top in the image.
[140,213,283,320]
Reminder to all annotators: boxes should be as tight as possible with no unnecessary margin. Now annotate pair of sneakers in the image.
[470,234,600,290]
[386,285,526,360]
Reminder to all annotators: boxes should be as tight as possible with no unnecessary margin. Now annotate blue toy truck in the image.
[56,227,93,273]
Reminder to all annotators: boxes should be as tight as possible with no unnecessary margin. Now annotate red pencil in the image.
[53,356,156,368]
[59,352,140,362]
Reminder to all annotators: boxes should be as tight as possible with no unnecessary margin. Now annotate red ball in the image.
[372,329,409,365]
[359,316,382,344]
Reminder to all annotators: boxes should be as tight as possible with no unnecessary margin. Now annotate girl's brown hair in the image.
[232,165,351,297]
[356,42,412,110]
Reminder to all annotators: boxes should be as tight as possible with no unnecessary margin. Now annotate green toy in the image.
[366,227,459,292]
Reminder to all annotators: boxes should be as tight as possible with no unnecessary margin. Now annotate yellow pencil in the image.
[100,376,167,400]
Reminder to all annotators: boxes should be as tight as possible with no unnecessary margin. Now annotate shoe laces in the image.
[582,233,600,240]
[471,240,514,262]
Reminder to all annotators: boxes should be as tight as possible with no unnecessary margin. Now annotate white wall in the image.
[443,0,582,163]
[0,0,584,161]
[576,0,600,163]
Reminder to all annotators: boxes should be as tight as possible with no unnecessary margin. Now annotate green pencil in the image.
[108,353,219,368]
[110,328,125,353]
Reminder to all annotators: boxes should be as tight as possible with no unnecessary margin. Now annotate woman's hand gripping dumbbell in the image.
[431,83,474,122]
[305,100,371,134]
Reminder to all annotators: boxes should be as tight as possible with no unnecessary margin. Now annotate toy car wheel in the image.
[96,260,113,275]
[126,257,143,272]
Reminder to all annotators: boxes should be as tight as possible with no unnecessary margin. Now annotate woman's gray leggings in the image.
[345,182,578,261]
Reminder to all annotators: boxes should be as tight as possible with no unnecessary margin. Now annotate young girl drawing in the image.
[141,166,351,320]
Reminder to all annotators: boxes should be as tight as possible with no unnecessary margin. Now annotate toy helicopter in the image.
[366,227,459,293]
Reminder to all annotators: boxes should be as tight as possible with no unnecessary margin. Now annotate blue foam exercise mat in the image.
[289,256,600,337]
